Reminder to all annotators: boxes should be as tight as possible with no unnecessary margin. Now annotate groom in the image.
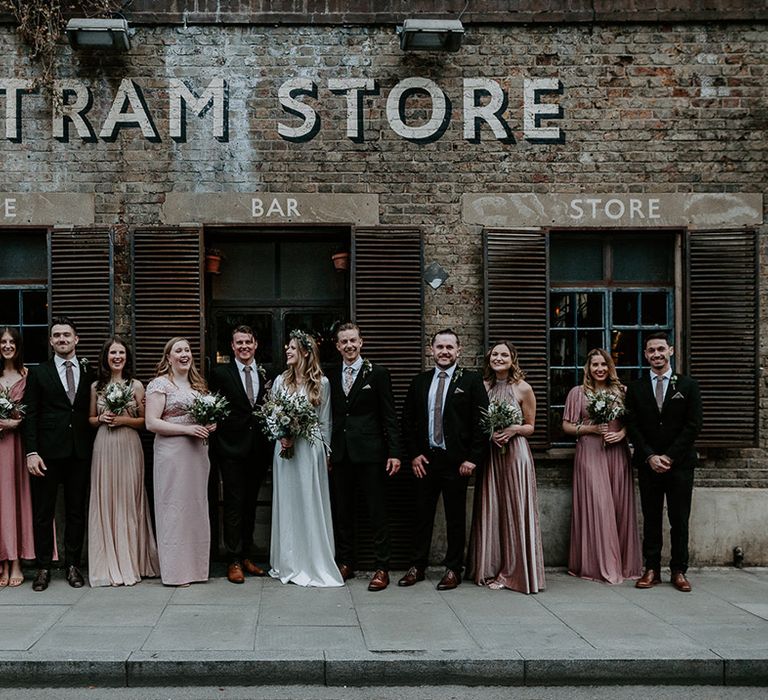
[625,332,702,593]
[209,325,273,584]
[24,316,95,591]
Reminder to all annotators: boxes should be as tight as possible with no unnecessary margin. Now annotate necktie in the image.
[244,365,255,405]
[432,371,448,445]
[64,360,76,404]
[343,366,355,395]
[655,375,665,411]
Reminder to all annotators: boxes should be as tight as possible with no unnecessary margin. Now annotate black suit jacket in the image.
[329,360,401,465]
[403,366,489,468]
[625,372,702,471]
[209,361,273,462]
[22,357,95,461]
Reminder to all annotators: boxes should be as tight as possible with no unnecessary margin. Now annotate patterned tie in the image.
[64,360,76,404]
[244,365,255,405]
[655,375,665,411]
[432,371,448,445]
[343,366,355,396]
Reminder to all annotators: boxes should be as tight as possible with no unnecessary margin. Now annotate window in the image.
[0,231,48,364]
[548,232,675,443]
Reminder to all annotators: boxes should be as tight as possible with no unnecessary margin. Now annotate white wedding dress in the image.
[268,375,344,587]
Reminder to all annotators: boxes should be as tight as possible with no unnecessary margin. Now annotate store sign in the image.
[162,193,379,225]
[0,76,564,145]
[0,193,95,225]
[462,193,763,228]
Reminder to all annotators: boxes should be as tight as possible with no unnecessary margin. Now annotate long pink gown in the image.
[0,376,35,562]
[147,376,210,586]
[88,389,159,586]
[468,381,545,594]
[564,386,642,584]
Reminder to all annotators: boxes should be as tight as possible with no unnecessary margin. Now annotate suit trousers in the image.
[30,456,90,568]
[412,448,469,573]
[330,457,391,570]
[638,466,695,573]
[219,454,267,563]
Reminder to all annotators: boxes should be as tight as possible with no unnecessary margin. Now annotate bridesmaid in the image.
[562,348,642,584]
[145,337,215,586]
[87,337,159,587]
[468,340,545,594]
[0,327,34,587]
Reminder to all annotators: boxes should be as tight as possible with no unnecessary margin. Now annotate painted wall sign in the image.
[462,193,764,228]
[161,193,379,226]
[0,193,95,226]
[0,76,564,145]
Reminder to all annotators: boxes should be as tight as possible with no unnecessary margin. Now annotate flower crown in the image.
[290,329,314,354]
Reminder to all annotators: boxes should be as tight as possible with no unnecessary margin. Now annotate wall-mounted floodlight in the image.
[65,18,131,51]
[397,19,464,52]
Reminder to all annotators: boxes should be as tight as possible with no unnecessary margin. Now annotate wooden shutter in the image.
[352,226,423,568]
[132,227,203,384]
[484,229,549,449]
[50,227,113,363]
[686,229,758,447]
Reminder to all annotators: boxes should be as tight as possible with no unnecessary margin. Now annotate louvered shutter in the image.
[686,229,758,447]
[132,227,203,383]
[352,226,423,568]
[50,227,113,363]
[484,229,549,449]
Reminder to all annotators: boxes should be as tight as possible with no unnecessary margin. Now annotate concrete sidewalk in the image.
[1,567,767,688]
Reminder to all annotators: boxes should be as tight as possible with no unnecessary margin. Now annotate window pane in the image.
[23,326,49,365]
[550,330,575,366]
[612,329,639,367]
[550,236,603,282]
[576,293,603,327]
[641,291,668,326]
[612,234,673,282]
[22,290,48,325]
[280,241,346,302]
[549,406,567,443]
[213,312,273,365]
[613,291,638,326]
[550,293,574,328]
[284,311,345,367]
[551,368,577,405]
[0,231,47,282]
[0,290,19,324]
[577,329,604,365]
[210,241,276,300]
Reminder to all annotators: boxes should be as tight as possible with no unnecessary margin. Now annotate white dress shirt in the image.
[428,364,456,449]
[235,358,260,399]
[650,368,673,403]
[54,354,80,394]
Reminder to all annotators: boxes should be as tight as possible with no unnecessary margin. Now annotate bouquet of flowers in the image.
[480,399,523,454]
[255,390,319,459]
[0,386,25,440]
[102,381,134,426]
[187,393,230,444]
[585,389,625,424]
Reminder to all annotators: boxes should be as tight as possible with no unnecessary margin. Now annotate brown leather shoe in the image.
[227,562,245,584]
[242,559,266,577]
[671,571,692,592]
[436,569,461,591]
[66,565,84,588]
[397,566,425,587]
[32,568,51,592]
[368,569,389,592]
[338,563,355,582]
[635,568,662,589]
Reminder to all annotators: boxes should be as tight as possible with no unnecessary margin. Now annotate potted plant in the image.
[331,249,350,272]
[205,248,224,274]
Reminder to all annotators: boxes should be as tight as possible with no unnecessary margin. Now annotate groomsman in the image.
[625,332,702,592]
[209,325,272,584]
[24,317,95,591]
[399,329,488,591]
[329,322,401,592]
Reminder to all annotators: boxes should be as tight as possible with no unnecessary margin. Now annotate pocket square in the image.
[362,384,372,390]
[671,391,685,400]
[454,387,465,394]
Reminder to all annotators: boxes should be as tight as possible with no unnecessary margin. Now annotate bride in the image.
[268,330,344,587]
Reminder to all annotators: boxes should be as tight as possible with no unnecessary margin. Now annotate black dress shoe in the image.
[436,569,461,591]
[32,569,51,592]
[66,565,84,588]
[397,566,425,587]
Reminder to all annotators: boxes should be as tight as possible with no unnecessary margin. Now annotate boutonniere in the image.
[79,357,90,372]
[361,358,372,376]
[452,367,464,383]
[256,363,267,382]
[670,374,678,392]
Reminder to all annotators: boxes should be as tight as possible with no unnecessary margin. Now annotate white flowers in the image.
[586,389,625,423]
[254,390,319,459]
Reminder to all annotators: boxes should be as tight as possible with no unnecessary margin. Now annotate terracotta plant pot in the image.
[205,254,222,274]
[332,252,349,271]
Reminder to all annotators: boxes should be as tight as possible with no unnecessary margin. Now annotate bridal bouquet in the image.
[255,390,319,459]
[585,389,625,424]
[0,387,25,440]
[480,399,523,454]
[102,382,134,425]
[187,392,230,444]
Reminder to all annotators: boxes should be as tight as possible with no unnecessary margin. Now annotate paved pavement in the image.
[1,566,767,688]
